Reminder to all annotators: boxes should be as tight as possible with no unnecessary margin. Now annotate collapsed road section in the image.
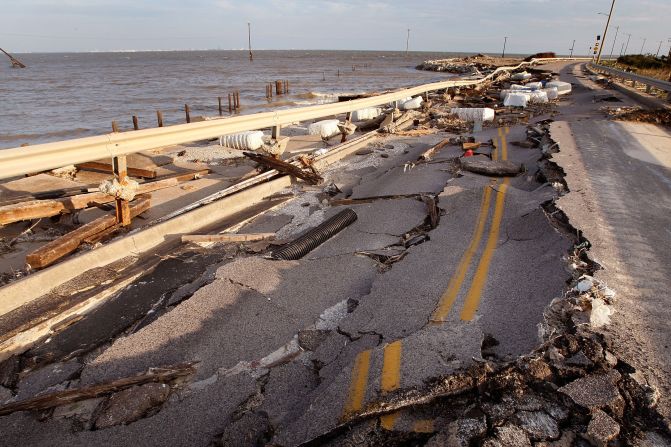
[0,58,670,446]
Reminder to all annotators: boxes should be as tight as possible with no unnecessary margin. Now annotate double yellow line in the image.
[342,128,511,427]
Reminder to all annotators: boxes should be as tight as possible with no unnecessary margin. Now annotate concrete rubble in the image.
[0,57,670,447]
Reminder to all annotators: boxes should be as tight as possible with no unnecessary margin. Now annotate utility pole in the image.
[569,40,575,57]
[248,22,253,62]
[624,33,632,55]
[406,28,410,56]
[596,0,615,63]
[640,37,646,54]
[502,36,508,58]
[608,26,619,60]
[655,40,663,58]
[619,41,625,57]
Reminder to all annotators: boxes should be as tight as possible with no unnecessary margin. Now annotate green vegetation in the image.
[616,54,667,69]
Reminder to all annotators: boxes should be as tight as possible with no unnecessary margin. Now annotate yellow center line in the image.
[501,127,509,160]
[460,178,509,321]
[430,185,493,322]
[379,340,403,430]
[342,349,372,419]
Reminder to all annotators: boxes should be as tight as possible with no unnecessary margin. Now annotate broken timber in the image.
[243,152,322,185]
[182,233,275,243]
[420,138,451,160]
[0,47,26,69]
[0,362,196,417]
[25,195,151,269]
[0,170,208,225]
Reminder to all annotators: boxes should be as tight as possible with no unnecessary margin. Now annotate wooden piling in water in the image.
[228,94,233,113]
[185,104,191,123]
[156,111,164,127]
[132,115,139,130]
[111,121,119,133]
[218,97,223,116]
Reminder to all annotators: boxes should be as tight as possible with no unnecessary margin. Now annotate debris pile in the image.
[603,106,671,127]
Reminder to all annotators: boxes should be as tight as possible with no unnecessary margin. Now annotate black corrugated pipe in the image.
[270,209,357,260]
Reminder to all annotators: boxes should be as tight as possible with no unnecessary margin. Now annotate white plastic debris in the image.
[510,84,532,91]
[542,87,559,100]
[352,107,382,121]
[526,82,543,90]
[99,178,139,201]
[499,89,513,100]
[511,71,532,81]
[399,96,423,110]
[219,131,265,150]
[313,148,329,156]
[450,107,495,122]
[576,278,594,293]
[545,80,572,95]
[503,92,529,108]
[529,91,549,103]
[308,119,341,139]
[590,299,614,327]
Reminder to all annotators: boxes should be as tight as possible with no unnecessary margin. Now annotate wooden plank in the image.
[77,152,174,179]
[182,233,275,243]
[419,138,451,161]
[26,196,151,269]
[0,362,196,417]
[462,142,482,151]
[0,170,208,225]
[243,152,322,185]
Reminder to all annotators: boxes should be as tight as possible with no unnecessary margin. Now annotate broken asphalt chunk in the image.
[460,156,523,177]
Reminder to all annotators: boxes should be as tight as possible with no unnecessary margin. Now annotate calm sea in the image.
[0,50,470,149]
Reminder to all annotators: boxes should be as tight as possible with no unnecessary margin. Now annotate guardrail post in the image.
[272,124,281,140]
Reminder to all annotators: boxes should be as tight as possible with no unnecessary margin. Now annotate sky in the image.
[1,0,670,56]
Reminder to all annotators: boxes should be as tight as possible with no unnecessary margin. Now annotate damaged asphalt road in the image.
[1,61,670,446]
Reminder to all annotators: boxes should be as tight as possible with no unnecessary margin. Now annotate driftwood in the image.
[0,170,208,225]
[0,47,26,68]
[419,138,451,161]
[462,142,482,151]
[460,157,523,177]
[243,152,322,185]
[25,195,151,269]
[0,362,197,417]
[356,113,389,131]
[182,233,275,243]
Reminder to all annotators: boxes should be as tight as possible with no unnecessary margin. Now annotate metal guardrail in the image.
[588,62,671,93]
[0,57,589,180]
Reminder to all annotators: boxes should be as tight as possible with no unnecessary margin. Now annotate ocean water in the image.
[0,50,466,149]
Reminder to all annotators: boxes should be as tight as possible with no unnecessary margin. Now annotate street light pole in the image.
[609,25,619,60]
[624,33,632,55]
[570,39,575,57]
[640,38,647,54]
[596,0,615,63]
[502,36,508,58]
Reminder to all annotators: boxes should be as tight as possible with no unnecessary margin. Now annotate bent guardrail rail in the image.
[0,57,590,180]
[588,62,671,98]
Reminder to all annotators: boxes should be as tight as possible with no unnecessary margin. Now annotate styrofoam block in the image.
[542,87,559,100]
[511,72,532,81]
[352,107,382,121]
[529,91,549,103]
[400,96,423,110]
[510,84,532,91]
[503,92,529,108]
[308,119,341,139]
[219,131,265,150]
[450,107,495,122]
[526,82,543,90]
[546,81,572,95]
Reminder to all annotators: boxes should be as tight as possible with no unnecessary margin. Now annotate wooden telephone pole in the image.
[0,47,26,68]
